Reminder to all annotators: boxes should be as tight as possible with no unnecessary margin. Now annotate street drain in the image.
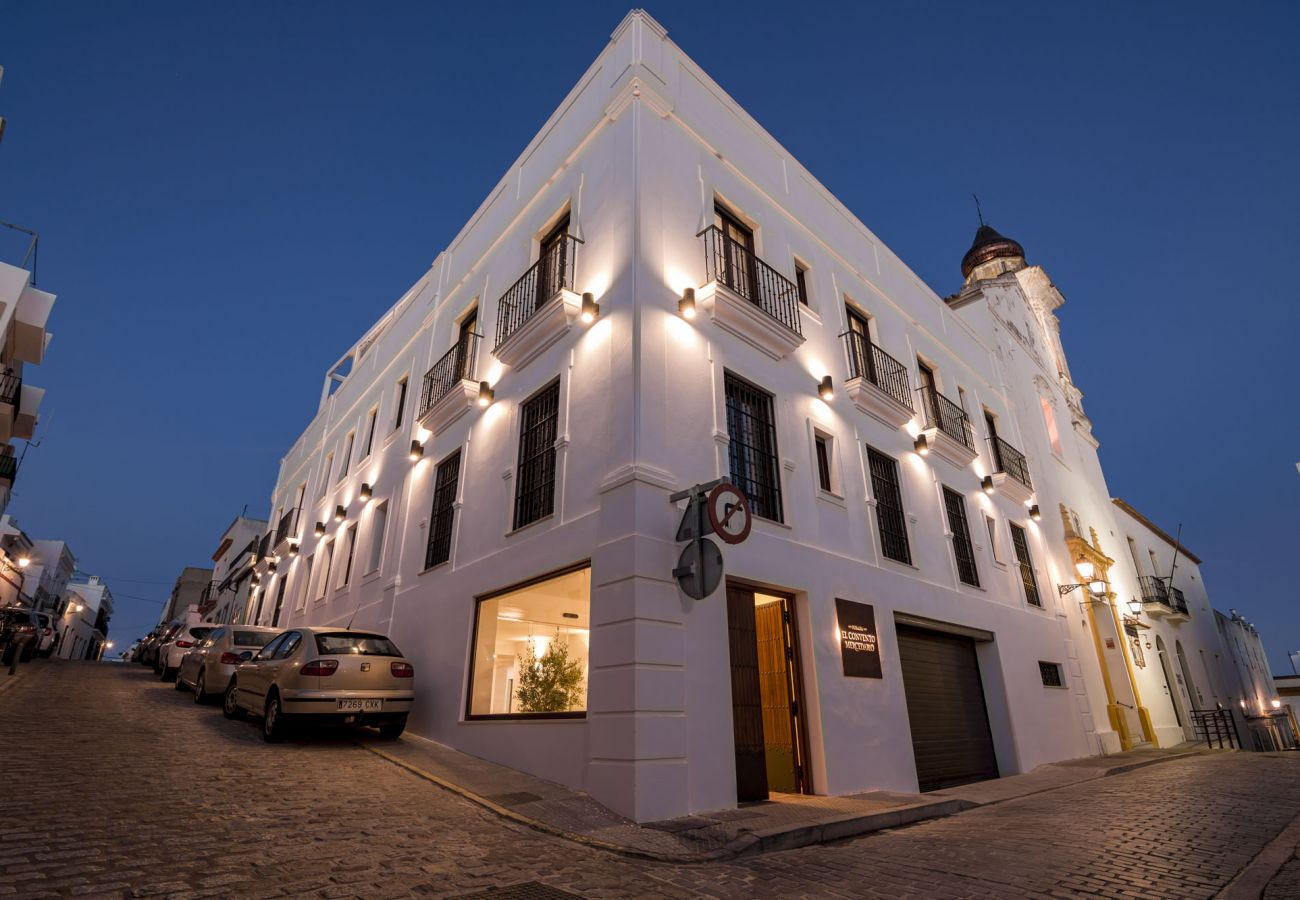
[455,883,582,899]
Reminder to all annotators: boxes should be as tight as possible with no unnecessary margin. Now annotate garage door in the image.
[896,625,999,792]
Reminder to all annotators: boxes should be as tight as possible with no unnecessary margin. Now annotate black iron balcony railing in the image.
[1138,574,1170,606]
[494,234,581,351]
[918,388,974,451]
[991,436,1033,490]
[840,331,913,411]
[274,508,301,547]
[420,333,482,417]
[1169,586,1189,615]
[0,370,20,416]
[198,581,222,612]
[256,531,273,563]
[698,225,802,336]
[0,455,16,483]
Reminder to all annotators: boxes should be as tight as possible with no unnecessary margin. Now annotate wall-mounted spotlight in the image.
[1028,504,1041,521]
[913,434,931,457]
[359,483,373,502]
[409,440,424,462]
[288,542,299,557]
[477,381,495,408]
[818,376,834,402]
[314,521,326,537]
[580,291,600,324]
[678,287,697,319]
[17,556,30,568]
[266,560,277,573]
[981,475,995,495]
[334,505,346,522]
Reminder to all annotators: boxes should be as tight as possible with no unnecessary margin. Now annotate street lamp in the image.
[1060,557,1106,598]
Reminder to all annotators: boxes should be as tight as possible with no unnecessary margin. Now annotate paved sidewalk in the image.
[360,727,1215,861]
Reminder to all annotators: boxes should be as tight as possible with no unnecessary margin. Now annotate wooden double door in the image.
[726,583,810,802]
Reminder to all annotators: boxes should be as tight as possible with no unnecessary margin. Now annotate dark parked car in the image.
[0,606,41,665]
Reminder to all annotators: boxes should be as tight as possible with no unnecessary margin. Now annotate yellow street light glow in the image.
[1074,558,1096,581]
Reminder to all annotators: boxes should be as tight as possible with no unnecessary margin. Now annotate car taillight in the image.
[301,659,338,676]
[391,662,414,678]
[219,652,241,665]
[176,640,193,648]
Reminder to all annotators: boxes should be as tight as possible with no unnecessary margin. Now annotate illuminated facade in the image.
[245,11,1272,820]
[0,259,54,517]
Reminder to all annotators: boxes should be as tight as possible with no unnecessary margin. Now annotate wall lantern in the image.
[359,483,373,502]
[266,560,277,573]
[817,376,834,402]
[1059,556,1106,599]
[477,381,495,408]
[1272,699,1283,710]
[17,556,30,568]
[333,505,346,522]
[1126,598,1143,616]
[1028,504,1042,522]
[678,287,697,319]
[1074,557,1096,581]
[314,522,326,537]
[981,475,995,495]
[913,434,931,457]
[288,542,299,557]
[1088,579,1108,596]
[409,440,424,462]
[580,291,600,324]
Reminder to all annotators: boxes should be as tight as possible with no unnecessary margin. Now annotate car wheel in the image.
[222,683,244,720]
[378,716,407,740]
[262,693,289,743]
[174,672,187,691]
[193,670,207,704]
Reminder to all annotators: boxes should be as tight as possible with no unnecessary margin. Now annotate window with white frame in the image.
[293,556,313,611]
[339,432,355,480]
[315,541,332,600]
[984,512,1001,563]
[333,526,355,591]
[366,502,387,574]
[362,408,378,459]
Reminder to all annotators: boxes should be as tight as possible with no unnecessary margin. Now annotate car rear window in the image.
[190,627,215,641]
[313,632,402,657]
[231,631,272,647]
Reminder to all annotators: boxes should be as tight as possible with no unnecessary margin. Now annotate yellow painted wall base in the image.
[1137,706,1157,746]
[1107,704,1133,750]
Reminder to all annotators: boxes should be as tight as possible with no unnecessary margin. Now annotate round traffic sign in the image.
[706,482,752,545]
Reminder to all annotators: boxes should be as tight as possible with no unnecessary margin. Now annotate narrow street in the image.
[3,662,1299,899]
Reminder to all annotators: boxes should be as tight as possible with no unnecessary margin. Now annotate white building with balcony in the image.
[202,515,266,624]
[0,259,54,513]
[246,11,1272,821]
[57,575,113,661]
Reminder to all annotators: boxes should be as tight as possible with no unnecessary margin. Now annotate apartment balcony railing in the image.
[420,333,481,418]
[256,531,273,563]
[919,388,974,451]
[841,331,913,412]
[991,436,1033,490]
[0,454,16,485]
[273,507,301,551]
[198,581,222,614]
[1139,574,1188,619]
[0,371,21,413]
[1169,586,1189,616]
[1138,574,1169,605]
[698,225,802,337]
[493,234,581,352]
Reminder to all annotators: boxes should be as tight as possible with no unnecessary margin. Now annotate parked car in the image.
[34,612,57,658]
[156,623,217,681]
[0,606,41,665]
[223,627,415,742]
[137,627,169,667]
[176,625,279,703]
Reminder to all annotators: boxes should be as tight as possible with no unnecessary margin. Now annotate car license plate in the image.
[337,698,382,712]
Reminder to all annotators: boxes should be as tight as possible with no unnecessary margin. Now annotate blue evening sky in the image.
[2,2,1297,667]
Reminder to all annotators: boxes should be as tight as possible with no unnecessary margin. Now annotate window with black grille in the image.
[724,373,783,522]
[866,447,911,565]
[1010,522,1042,607]
[514,381,560,530]
[943,486,980,587]
[1039,661,1064,688]
[426,450,461,569]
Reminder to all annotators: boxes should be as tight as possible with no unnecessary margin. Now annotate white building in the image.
[0,259,54,515]
[202,515,265,625]
[27,538,76,613]
[57,575,113,661]
[246,12,1274,821]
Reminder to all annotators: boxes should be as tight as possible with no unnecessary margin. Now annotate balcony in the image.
[917,388,977,468]
[198,581,221,616]
[271,507,302,558]
[840,331,913,428]
[0,453,17,487]
[1140,575,1190,622]
[696,226,805,359]
[0,263,55,365]
[13,383,43,441]
[989,435,1034,504]
[418,333,482,436]
[0,371,19,443]
[492,234,582,369]
[252,530,275,575]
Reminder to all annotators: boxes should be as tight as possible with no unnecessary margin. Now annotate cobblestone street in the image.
[3,662,1299,899]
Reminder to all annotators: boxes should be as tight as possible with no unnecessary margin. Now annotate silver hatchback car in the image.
[223,627,415,742]
[176,625,280,703]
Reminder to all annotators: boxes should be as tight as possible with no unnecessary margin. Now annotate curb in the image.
[1217,810,1300,899]
[360,742,961,863]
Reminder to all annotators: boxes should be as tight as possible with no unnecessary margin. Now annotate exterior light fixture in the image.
[1272,699,1282,710]
[1126,598,1143,616]
[580,291,600,324]
[1239,699,1248,709]
[267,560,277,574]
[288,542,299,557]
[477,381,494,408]
[334,505,346,522]
[1028,504,1041,521]
[409,440,424,462]
[1087,579,1107,596]
[314,522,326,537]
[818,376,834,402]
[1074,557,1096,581]
[1059,557,1106,599]
[981,475,995,495]
[17,556,30,568]
[913,435,930,457]
[359,483,372,502]
[678,287,696,319]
